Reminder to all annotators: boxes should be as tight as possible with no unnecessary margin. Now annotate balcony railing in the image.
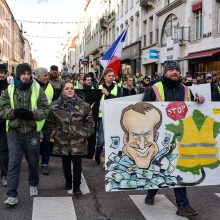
[140,0,157,9]
[100,16,108,29]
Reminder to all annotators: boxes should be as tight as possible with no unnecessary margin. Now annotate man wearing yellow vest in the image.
[35,67,54,175]
[49,65,62,100]
[96,68,122,164]
[143,60,205,217]
[0,63,48,206]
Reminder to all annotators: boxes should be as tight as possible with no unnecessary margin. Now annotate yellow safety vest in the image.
[6,80,44,132]
[117,80,123,88]
[152,81,191,101]
[45,83,54,104]
[98,84,118,118]
[134,77,139,84]
[74,80,79,89]
[217,86,220,94]
[177,116,218,169]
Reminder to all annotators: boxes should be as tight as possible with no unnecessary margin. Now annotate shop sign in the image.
[149,49,158,59]
[80,58,89,65]
[203,32,212,38]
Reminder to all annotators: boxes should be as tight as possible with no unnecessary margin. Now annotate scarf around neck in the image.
[59,94,77,112]
[14,78,33,90]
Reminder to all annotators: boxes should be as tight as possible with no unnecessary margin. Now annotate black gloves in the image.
[14,108,34,120]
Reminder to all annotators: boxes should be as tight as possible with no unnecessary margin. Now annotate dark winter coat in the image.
[143,76,194,102]
[45,95,94,156]
[0,79,8,132]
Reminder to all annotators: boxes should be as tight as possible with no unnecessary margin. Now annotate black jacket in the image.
[143,76,194,102]
[101,83,122,100]
[122,87,136,96]
[0,79,9,131]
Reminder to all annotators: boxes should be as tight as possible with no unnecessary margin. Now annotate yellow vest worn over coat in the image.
[98,84,118,118]
[7,80,44,132]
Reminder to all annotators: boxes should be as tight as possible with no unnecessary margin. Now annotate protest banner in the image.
[103,101,220,191]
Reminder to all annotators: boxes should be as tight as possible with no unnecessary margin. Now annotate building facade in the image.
[140,0,220,78]
[116,0,142,76]
[0,0,34,73]
[70,0,220,78]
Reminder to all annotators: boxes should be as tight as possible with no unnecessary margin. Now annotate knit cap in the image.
[0,63,8,72]
[16,63,32,79]
[163,60,180,74]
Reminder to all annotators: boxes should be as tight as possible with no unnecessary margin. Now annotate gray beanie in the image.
[16,63,32,79]
[163,60,180,74]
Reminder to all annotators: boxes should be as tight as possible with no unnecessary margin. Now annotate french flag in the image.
[100,28,128,76]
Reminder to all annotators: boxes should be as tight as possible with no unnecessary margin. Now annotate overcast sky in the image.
[6,0,83,70]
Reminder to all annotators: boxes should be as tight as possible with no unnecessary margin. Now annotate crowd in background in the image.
[57,69,220,101]
[0,61,219,210]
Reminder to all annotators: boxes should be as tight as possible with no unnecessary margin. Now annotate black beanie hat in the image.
[163,60,180,75]
[16,63,32,79]
[0,64,8,72]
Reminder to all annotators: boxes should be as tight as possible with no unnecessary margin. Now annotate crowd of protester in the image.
[0,61,218,217]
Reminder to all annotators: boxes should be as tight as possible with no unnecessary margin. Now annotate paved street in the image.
[0,157,220,220]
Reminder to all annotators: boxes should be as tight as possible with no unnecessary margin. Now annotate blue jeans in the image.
[96,118,104,150]
[41,132,51,166]
[147,188,190,208]
[7,129,40,197]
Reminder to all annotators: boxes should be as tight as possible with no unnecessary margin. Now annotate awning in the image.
[183,48,220,60]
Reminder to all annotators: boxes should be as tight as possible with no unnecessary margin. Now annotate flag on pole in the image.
[100,28,128,76]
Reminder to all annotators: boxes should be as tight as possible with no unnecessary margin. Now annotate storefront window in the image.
[192,61,220,76]
[194,8,202,39]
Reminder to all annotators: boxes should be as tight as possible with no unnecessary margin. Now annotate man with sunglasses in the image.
[136,76,151,94]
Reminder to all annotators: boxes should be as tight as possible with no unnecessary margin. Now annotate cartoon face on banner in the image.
[104,101,220,192]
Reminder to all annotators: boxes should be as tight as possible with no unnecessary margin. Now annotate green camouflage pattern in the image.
[45,96,94,156]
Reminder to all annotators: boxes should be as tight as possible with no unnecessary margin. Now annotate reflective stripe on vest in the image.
[45,83,54,104]
[152,81,191,101]
[6,80,44,132]
[98,84,118,118]
[177,116,218,169]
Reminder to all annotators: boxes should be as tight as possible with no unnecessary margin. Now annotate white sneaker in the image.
[30,186,38,197]
[67,190,73,195]
[4,197,18,206]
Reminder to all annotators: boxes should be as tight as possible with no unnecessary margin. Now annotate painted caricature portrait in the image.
[120,102,162,169]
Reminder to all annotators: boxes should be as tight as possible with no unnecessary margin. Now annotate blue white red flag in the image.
[100,28,128,76]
